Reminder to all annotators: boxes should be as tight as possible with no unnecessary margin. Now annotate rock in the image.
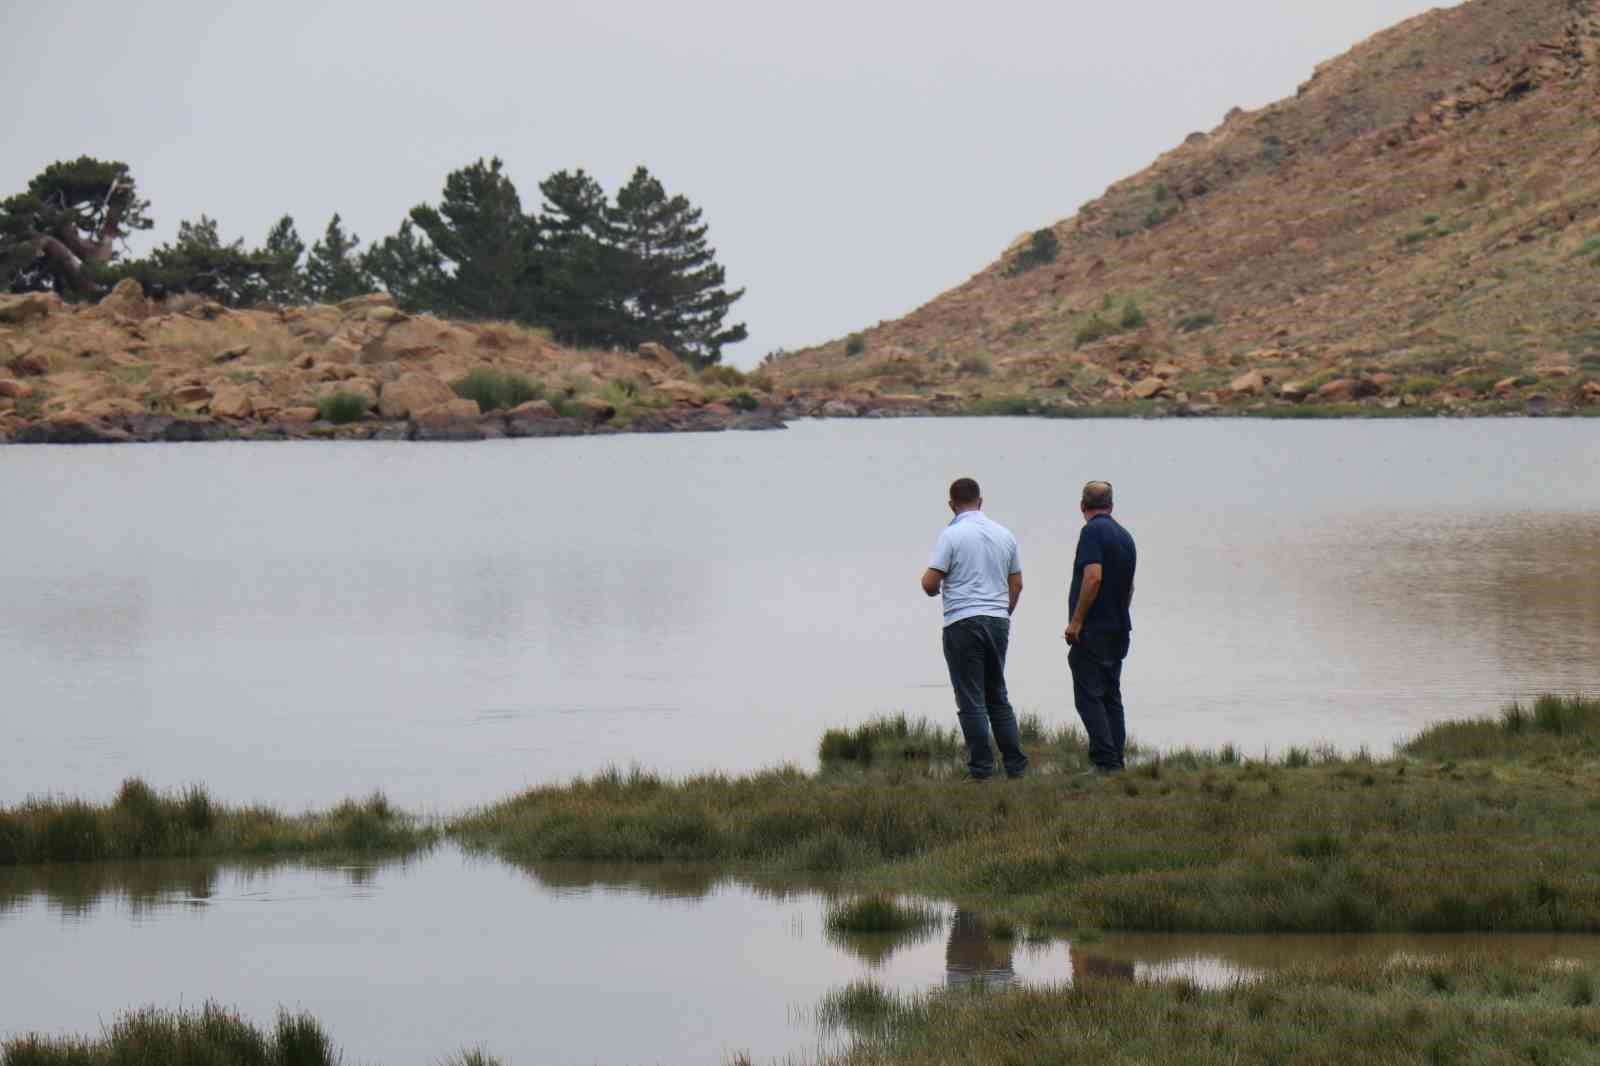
[186,302,228,321]
[170,384,213,405]
[507,399,558,419]
[1131,378,1166,399]
[278,406,320,423]
[0,378,33,400]
[1579,380,1600,405]
[417,397,480,421]
[637,342,678,366]
[1229,369,1269,396]
[820,400,860,418]
[14,415,130,445]
[1315,378,1380,403]
[378,371,456,419]
[79,397,147,420]
[8,352,52,377]
[336,292,396,314]
[318,363,359,382]
[317,379,378,410]
[96,279,150,320]
[411,402,488,441]
[209,384,255,420]
[1278,380,1314,402]
[367,306,405,325]
[655,380,706,405]
[1525,394,1551,417]
[0,293,60,324]
[1151,363,1184,380]
[212,345,251,364]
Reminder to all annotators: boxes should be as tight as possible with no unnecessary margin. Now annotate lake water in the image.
[7,848,1600,1065]
[3,418,1598,811]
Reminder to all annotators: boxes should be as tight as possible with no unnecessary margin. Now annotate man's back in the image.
[1070,514,1136,634]
[930,512,1020,626]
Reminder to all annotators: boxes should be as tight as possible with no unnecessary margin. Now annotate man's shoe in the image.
[961,773,992,783]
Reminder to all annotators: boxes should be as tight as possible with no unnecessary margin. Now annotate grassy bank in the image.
[454,696,1600,936]
[0,779,437,864]
[816,956,1600,1066]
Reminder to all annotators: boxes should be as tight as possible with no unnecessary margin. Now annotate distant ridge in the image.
[769,0,1600,415]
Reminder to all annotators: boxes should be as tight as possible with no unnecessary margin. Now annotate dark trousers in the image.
[1069,630,1130,770]
[942,615,1028,779]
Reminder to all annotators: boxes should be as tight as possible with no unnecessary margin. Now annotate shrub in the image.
[1119,301,1147,330]
[956,353,992,376]
[699,364,747,387]
[729,390,760,412]
[1572,236,1600,258]
[1145,205,1177,229]
[845,333,867,357]
[451,368,541,413]
[315,390,368,424]
[1003,228,1060,276]
[1176,312,1216,333]
[1075,314,1118,346]
[1402,375,1441,396]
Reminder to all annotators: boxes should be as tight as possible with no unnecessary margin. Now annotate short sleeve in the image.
[928,529,954,572]
[1008,536,1022,575]
[1076,524,1104,570]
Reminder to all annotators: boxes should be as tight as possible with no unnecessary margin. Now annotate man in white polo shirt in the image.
[920,477,1028,780]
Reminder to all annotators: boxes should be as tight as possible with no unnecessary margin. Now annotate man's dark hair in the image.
[1081,480,1113,511]
[949,478,981,505]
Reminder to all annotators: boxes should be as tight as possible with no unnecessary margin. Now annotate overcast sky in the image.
[6,1,1446,365]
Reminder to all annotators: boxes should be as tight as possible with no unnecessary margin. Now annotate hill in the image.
[766,0,1600,417]
[0,285,779,444]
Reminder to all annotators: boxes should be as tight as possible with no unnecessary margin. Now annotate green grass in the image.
[1,1003,340,1066]
[452,698,1600,936]
[0,779,437,864]
[314,390,368,424]
[450,368,542,413]
[825,895,942,935]
[1405,695,1600,761]
[819,715,962,766]
[845,333,867,357]
[820,957,1600,1065]
[1175,312,1216,333]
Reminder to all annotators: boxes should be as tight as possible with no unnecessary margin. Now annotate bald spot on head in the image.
[1081,480,1113,512]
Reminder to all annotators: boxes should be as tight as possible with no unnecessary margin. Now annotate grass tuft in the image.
[825,895,942,935]
[450,368,541,413]
[1,1003,340,1066]
[315,390,368,424]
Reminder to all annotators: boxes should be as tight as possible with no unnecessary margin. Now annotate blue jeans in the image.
[1070,630,1130,770]
[942,615,1028,778]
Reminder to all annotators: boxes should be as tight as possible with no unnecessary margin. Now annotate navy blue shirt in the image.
[1069,513,1137,634]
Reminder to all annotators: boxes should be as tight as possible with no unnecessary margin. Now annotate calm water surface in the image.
[7,850,1600,1065]
[3,418,1598,810]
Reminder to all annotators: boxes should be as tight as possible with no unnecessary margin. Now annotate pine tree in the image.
[257,215,306,304]
[406,157,536,321]
[362,219,446,311]
[305,213,372,303]
[610,166,746,366]
[535,168,626,346]
[1,157,152,297]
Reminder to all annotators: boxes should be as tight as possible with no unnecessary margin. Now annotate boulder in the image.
[79,397,146,420]
[96,279,151,321]
[14,415,129,445]
[1131,378,1166,400]
[821,400,860,418]
[0,293,60,324]
[507,399,558,419]
[378,371,456,419]
[170,383,213,405]
[1493,376,1520,395]
[209,384,255,420]
[418,397,481,421]
[212,345,251,364]
[336,292,396,314]
[317,379,378,410]
[8,352,51,377]
[1151,363,1184,380]
[0,378,32,400]
[655,380,706,405]
[637,342,679,366]
[1576,380,1600,405]
[1229,369,1269,396]
[1278,380,1314,402]
[278,406,320,423]
[1315,378,1380,403]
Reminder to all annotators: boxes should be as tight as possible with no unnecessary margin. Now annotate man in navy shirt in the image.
[1064,480,1137,772]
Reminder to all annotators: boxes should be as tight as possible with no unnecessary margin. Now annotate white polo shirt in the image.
[928,511,1021,627]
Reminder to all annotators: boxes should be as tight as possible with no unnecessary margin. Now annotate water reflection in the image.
[945,910,1016,989]
[0,854,418,922]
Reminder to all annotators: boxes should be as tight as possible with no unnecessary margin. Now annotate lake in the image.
[7,848,1600,1065]
[3,418,1598,811]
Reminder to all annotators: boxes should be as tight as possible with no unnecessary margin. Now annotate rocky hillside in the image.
[0,283,781,444]
[767,0,1600,416]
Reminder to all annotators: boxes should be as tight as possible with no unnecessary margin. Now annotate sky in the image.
[5,0,1448,366]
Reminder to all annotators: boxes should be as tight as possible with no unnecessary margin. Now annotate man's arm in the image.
[1065,563,1102,645]
[921,568,944,597]
[1008,571,1023,615]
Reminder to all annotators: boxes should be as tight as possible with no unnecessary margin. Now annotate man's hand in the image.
[921,568,944,597]
[1064,620,1082,646]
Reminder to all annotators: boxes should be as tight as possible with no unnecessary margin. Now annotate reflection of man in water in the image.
[1073,951,1136,983]
[944,910,1016,989]
[1064,480,1137,772]
[921,478,1029,781]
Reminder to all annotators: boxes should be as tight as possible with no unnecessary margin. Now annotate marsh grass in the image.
[821,957,1600,1066]
[1,1003,339,1066]
[825,895,942,935]
[454,698,1600,935]
[819,716,962,766]
[1405,695,1600,760]
[451,368,542,413]
[0,780,436,865]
